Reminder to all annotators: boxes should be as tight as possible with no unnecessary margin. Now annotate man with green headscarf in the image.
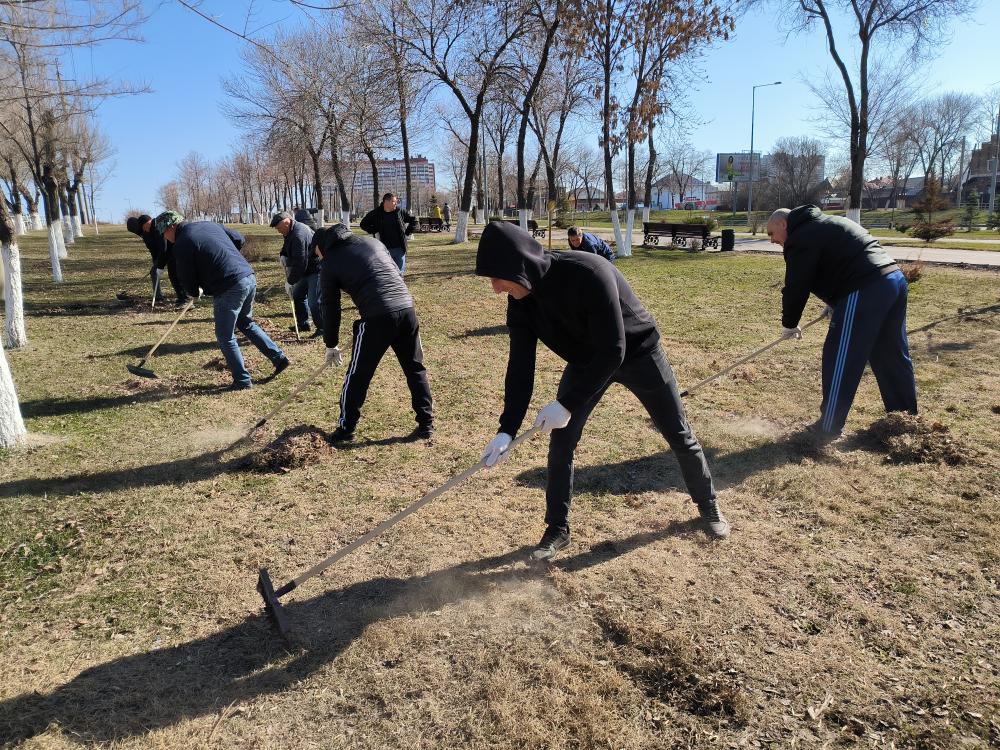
[154,211,290,390]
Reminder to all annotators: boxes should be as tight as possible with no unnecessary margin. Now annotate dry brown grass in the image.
[1,227,998,748]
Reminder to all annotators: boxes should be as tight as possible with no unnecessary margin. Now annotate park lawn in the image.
[1,225,998,749]
[879,239,1000,252]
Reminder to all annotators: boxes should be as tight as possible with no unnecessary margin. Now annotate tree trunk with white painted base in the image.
[31,213,43,230]
[846,207,861,224]
[610,211,627,256]
[0,336,26,449]
[642,206,650,223]
[454,211,470,244]
[1,239,27,348]
[518,208,529,231]
[73,214,83,238]
[623,210,635,257]
[47,223,64,282]
[13,214,25,236]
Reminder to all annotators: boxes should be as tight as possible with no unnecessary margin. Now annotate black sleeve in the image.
[498,304,537,437]
[173,240,200,298]
[321,271,343,349]
[781,241,820,328]
[285,233,308,285]
[225,227,245,250]
[359,210,378,235]
[556,269,625,412]
[402,209,417,236]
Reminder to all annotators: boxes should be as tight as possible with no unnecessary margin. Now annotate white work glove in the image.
[196,287,204,299]
[533,400,572,433]
[481,432,513,467]
[325,346,343,367]
[284,281,295,297]
[155,267,166,279]
[782,326,802,340]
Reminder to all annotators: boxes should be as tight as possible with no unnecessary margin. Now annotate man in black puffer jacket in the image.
[767,205,917,441]
[314,223,433,443]
[475,221,728,561]
[359,193,417,274]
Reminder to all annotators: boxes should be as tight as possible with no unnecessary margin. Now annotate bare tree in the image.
[790,0,976,223]
[906,92,979,196]
[767,136,827,207]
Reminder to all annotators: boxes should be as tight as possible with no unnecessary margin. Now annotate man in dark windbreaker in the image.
[154,211,289,391]
[567,226,615,261]
[271,210,323,335]
[475,221,729,561]
[315,223,434,443]
[359,193,417,274]
[125,213,190,306]
[767,206,917,441]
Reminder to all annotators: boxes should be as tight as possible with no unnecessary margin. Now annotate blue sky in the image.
[79,0,1000,221]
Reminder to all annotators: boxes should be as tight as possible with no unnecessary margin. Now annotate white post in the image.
[1,238,27,348]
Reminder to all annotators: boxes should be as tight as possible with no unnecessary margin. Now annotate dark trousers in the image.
[546,346,716,533]
[819,270,917,435]
[338,307,433,431]
[149,255,187,302]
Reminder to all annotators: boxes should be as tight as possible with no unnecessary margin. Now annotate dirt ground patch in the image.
[241,424,335,472]
[854,413,972,465]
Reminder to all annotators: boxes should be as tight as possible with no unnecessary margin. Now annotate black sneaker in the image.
[530,526,570,562]
[328,426,355,445]
[696,499,731,539]
[273,356,290,376]
[289,324,311,333]
[412,422,434,440]
[228,381,252,391]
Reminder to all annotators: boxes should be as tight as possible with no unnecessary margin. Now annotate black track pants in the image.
[546,346,716,533]
[338,307,433,431]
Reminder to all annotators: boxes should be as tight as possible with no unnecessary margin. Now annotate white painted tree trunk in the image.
[47,223,64,281]
[0,335,26,449]
[518,209,529,231]
[13,214,25,236]
[610,210,628,257]
[61,214,74,248]
[340,209,350,227]
[315,208,325,227]
[73,214,83,238]
[624,209,635,256]
[454,210,470,243]
[1,239,27,348]
[846,207,861,224]
[642,206,650,223]
[31,212,43,231]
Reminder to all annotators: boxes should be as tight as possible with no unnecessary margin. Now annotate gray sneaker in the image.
[697,499,730,539]
[530,527,570,562]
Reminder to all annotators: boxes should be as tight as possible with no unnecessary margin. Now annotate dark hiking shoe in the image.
[228,381,252,391]
[697,499,730,539]
[530,527,570,562]
[328,427,355,445]
[310,328,324,339]
[795,421,842,449]
[272,356,290,376]
[289,324,312,333]
[411,422,434,440]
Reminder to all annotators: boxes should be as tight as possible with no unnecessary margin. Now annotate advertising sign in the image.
[715,153,759,184]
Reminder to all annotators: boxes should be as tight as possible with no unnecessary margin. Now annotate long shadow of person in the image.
[0,523,690,745]
[20,383,225,419]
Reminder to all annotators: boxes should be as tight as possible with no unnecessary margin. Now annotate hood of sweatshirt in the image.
[787,204,822,234]
[474,221,552,292]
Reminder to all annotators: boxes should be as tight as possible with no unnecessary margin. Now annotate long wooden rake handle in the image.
[138,298,195,365]
[679,311,829,397]
[275,425,544,597]
[252,360,330,431]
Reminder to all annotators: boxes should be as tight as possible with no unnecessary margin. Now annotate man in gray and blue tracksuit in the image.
[767,205,917,440]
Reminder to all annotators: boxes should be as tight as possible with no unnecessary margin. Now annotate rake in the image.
[126,298,195,378]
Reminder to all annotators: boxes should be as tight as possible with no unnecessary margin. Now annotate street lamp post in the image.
[747,81,782,224]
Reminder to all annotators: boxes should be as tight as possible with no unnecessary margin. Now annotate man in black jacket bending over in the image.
[154,211,289,390]
[125,213,190,306]
[315,223,433,443]
[476,221,728,561]
[271,210,323,335]
[359,193,417,274]
[767,205,917,441]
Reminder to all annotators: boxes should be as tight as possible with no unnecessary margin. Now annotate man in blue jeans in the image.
[360,193,417,274]
[154,211,290,391]
[767,205,917,441]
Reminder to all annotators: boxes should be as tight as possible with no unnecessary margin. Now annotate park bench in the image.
[861,219,894,229]
[642,221,719,249]
[417,216,444,233]
[502,218,547,238]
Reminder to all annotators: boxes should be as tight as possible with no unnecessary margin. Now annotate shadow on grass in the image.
[449,325,508,339]
[20,383,226,419]
[0,524,690,746]
[107,341,221,358]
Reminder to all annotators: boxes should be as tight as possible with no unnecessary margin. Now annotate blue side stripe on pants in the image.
[339,321,366,428]
[824,291,858,432]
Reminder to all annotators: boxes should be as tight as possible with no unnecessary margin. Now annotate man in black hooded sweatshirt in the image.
[475,221,728,561]
[315,223,434,442]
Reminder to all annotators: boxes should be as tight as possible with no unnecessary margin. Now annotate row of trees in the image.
[0,1,139,448]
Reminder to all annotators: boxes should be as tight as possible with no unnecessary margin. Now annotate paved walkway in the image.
[573,226,1000,268]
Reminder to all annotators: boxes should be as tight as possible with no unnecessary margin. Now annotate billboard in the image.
[716,152,760,184]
